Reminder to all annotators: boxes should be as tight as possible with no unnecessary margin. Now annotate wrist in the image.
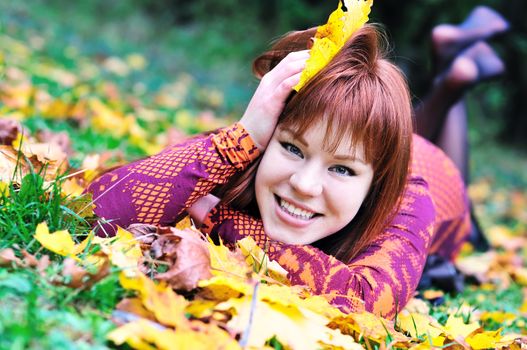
[238,119,267,152]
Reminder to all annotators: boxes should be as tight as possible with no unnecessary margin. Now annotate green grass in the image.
[0,168,125,349]
[0,267,119,349]
[0,171,92,253]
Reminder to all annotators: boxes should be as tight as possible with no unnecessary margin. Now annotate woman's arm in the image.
[202,175,436,319]
[87,123,259,233]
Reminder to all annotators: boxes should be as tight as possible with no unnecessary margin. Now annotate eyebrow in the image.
[280,127,308,147]
[334,154,367,165]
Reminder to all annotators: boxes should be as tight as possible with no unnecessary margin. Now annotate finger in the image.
[277,50,311,69]
[275,71,303,98]
[267,55,308,85]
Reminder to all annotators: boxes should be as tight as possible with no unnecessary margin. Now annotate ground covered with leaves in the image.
[2,2,527,350]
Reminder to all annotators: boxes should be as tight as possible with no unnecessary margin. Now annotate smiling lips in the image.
[277,196,318,221]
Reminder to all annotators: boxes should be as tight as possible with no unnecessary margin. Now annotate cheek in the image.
[254,152,274,208]
[329,181,371,221]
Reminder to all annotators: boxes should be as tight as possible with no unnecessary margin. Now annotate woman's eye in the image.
[330,165,355,177]
[280,142,304,158]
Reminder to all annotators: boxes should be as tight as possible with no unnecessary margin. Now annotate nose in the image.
[289,165,323,197]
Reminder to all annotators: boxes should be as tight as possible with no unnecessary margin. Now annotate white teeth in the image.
[279,198,315,220]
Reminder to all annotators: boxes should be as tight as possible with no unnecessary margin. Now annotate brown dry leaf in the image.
[36,254,50,275]
[17,142,68,169]
[127,223,157,243]
[60,257,90,288]
[154,227,212,291]
[0,119,22,145]
[0,248,21,266]
[0,145,26,183]
[57,256,110,289]
[36,129,72,156]
[20,249,39,267]
[1,139,68,184]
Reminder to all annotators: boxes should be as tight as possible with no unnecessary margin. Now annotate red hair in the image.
[219,24,413,262]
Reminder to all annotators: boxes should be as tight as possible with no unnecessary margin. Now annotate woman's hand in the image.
[239,50,310,151]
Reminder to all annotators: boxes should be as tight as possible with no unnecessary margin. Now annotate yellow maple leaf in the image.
[119,271,189,329]
[329,312,410,347]
[34,222,92,258]
[397,311,441,339]
[175,215,193,231]
[257,283,343,319]
[480,310,516,324]
[89,98,134,137]
[512,266,527,286]
[442,314,481,340]
[108,318,241,350]
[61,177,85,198]
[237,236,289,284]
[466,328,503,350]
[294,0,373,91]
[217,294,362,350]
[0,181,9,198]
[198,275,252,301]
[397,311,444,345]
[94,226,143,273]
[207,237,252,278]
[185,299,219,319]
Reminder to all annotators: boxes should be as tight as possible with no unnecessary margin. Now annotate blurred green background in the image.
[1,0,526,179]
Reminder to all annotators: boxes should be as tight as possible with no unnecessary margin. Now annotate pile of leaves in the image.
[1,123,527,349]
[3,196,527,349]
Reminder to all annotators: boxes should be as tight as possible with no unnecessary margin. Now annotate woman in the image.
[87,24,469,319]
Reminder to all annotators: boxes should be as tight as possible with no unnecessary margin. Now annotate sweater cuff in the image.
[211,123,260,170]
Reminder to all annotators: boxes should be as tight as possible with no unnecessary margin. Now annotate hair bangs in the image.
[279,73,385,167]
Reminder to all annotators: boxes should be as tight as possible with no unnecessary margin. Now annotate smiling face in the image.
[254,120,374,245]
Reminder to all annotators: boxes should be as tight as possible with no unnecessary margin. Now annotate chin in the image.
[266,229,311,245]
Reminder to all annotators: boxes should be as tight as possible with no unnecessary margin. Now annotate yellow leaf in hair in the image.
[294,0,373,91]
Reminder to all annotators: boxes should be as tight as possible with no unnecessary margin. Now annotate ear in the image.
[307,37,315,50]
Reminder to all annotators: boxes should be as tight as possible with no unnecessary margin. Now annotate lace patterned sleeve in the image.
[87,123,260,234]
[202,175,435,319]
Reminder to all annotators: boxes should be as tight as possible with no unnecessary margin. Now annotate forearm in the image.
[87,123,259,232]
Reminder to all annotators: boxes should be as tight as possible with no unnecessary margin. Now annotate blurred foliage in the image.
[0,0,525,145]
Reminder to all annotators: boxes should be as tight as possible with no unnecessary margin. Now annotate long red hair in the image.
[219,24,413,263]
